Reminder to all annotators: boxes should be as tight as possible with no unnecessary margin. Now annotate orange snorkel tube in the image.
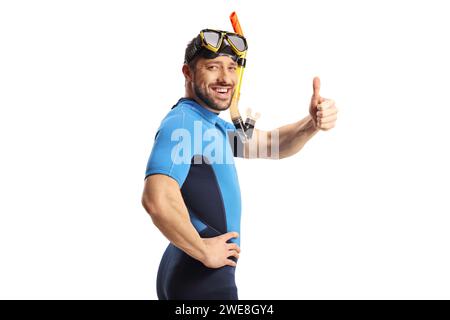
[229,12,259,142]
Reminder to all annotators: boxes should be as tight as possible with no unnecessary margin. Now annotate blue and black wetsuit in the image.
[145,98,242,300]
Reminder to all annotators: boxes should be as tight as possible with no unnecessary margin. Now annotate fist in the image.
[309,77,338,131]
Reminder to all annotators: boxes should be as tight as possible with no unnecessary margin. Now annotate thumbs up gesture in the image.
[309,77,338,131]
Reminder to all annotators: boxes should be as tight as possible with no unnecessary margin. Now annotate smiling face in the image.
[184,55,238,113]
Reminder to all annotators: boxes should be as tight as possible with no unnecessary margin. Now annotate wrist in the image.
[308,114,320,132]
[302,114,320,133]
[198,238,209,264]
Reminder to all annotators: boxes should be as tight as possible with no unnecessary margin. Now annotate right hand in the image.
[201,232,241,268]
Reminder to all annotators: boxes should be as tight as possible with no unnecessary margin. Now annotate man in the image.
[141,29,338,300]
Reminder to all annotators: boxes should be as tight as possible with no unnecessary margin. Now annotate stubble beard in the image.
[193,82,234,112]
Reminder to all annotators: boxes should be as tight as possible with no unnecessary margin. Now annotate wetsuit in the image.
[145,98,242,300]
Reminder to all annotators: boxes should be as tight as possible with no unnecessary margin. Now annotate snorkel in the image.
[229,11,260,143]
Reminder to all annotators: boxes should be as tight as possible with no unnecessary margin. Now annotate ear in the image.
[182,64,193,82]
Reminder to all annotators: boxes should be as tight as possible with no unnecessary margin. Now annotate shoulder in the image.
[217,117,236,132]
[158,104,200,134]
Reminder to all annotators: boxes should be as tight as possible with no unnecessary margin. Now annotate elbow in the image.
[142,174,180,221]
[141,192,163,219]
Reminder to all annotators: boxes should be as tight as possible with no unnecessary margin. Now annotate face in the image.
[190,56,238,112]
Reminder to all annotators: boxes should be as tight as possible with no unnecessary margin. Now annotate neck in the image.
[185,88,220,115]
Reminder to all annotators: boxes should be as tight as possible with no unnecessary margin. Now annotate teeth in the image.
[214,88,228,93]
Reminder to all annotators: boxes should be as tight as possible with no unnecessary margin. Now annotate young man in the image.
[142,29,338,300]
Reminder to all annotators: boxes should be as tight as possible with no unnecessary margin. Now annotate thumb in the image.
[221,232,239,242]
[313,77,320,100]
[312,76,321,102]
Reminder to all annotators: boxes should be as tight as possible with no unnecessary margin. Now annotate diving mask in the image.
[184,29,248,66]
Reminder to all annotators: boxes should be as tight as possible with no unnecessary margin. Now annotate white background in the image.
[1,0,449,299]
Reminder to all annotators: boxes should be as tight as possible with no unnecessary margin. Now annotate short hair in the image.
[184,36,200,70]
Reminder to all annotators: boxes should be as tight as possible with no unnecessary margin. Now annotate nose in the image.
[217,65,234,86]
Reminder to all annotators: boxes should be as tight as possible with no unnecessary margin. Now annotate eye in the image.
[207,65,218,70]
[229,66,237,71]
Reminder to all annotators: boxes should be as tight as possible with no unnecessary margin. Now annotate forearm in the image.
[149,201,207,262]
[276,114,319,159]
[142,180,207,263]
[242,115,318,159]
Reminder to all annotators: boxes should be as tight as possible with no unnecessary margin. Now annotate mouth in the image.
[211,86,233,100]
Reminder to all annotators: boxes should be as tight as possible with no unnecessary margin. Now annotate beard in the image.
[193,82,234,112]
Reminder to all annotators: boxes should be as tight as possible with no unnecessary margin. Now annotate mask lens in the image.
[203,31,221,48]
[227,35,247,52]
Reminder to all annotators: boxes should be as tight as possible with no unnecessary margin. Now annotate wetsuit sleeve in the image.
[145,112,192,187]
